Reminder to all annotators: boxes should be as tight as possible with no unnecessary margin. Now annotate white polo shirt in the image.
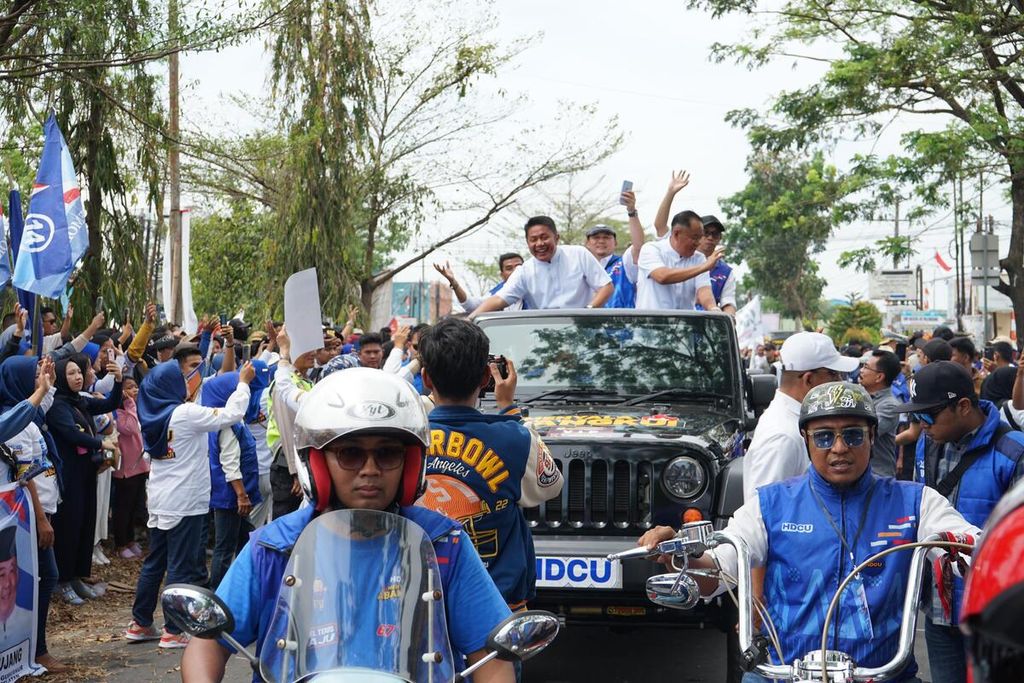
[636,238,712,310]
[498,245,612,309]
[741,391,807,502]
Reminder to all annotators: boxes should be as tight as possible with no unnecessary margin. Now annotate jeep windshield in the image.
[479,313,737,405]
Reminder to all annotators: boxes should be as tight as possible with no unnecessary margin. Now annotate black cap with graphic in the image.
[799,381,878,429]
[896,361,976,413]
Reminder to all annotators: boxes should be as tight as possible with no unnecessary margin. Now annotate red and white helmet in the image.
[293,367,429,512]
[960,479,1024,683]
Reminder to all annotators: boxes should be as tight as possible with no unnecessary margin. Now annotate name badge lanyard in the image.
[808,478,877,646]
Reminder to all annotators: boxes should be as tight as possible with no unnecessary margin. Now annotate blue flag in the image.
[12,114,88,299]
[8,190,43,354]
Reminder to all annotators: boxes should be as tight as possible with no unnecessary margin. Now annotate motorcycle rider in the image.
[181,368,515,682]
[638,382,981,683]
[960,479,1024,683]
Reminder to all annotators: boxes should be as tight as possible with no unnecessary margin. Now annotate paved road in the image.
[90,624,934,682]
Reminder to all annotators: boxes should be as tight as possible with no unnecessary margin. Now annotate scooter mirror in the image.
[646,572,700,610]
[485,610,560,662]
[161,583,235,639]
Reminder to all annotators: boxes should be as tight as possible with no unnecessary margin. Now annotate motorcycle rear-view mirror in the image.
[646,572,701,610]
[161,583,235,639]
[486,610,560,662]
[455,610,560,682]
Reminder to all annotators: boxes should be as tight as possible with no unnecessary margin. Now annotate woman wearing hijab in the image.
[204,371,263,588]
[46,354,123,604]
[0,356,64,672]
[126,347,253,649]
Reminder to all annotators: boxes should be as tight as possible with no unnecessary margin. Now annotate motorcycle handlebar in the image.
[713,531,948,682]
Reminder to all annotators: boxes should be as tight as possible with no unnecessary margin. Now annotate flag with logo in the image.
[735,295,765,350]
[12,114,88,299]
[7,190,42,354]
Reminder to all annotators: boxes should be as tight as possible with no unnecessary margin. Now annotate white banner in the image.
[161,209,199,333]
[180,210,198,334]
[0,483,39,682]
[735,295,765,350]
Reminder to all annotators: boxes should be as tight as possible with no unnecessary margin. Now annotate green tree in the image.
[692,0,1024,339]
[827,296,883,345]
[720,148,861,321]
[189,203,275,321]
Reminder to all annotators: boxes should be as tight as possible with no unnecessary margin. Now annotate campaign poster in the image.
[0,483,38,682]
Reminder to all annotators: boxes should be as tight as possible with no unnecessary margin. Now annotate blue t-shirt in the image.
[217,519,511,674]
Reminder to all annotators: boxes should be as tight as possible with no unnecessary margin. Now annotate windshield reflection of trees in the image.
[516,317,731,394]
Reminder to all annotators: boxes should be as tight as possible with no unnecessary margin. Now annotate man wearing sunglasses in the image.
[639,381,980,683]
[897,361,1024,683]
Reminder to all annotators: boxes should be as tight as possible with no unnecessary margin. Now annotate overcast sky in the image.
[180,0,1014,311]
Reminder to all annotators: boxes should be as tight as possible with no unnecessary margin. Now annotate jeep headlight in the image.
[662,456,706,500]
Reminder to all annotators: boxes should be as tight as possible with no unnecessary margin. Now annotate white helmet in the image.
[293,368,430,511]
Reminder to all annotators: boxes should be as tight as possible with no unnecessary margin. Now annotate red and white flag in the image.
[934,250,953,272]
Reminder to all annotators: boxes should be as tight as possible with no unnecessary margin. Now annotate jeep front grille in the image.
[526,458,653,531]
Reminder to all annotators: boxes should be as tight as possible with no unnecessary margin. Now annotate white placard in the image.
[869,270,916,300]
[284,268,324,359]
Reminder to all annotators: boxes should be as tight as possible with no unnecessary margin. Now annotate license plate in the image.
[535,556,622,589]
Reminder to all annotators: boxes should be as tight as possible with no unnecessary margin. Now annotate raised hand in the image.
[621,190,637,212]
[668,169,690,195]
[433,262,457,285]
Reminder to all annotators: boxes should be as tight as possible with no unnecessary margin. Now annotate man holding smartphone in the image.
[582,189,649,309]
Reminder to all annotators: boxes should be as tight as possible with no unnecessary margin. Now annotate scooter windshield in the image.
[259,509,455,683]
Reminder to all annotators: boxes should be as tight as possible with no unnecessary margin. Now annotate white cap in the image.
[779,332,859,373]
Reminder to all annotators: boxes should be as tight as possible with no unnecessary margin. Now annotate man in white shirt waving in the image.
[470,216,613,315]
[636,210,721,311]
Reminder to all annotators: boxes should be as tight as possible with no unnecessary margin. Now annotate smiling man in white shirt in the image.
[635,210,721,311]
[470,216,613,314]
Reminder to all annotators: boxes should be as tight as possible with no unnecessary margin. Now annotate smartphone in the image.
[619,180,633,205]
[984,346,995,361]
[106,348,115,363]
[219,312,228,326]
[242,344,252,362]
[94,296,104,315]
[123,307,130,325]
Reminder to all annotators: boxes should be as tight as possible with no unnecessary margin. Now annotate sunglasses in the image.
[810,426,868,450]
[326,446,405,471]
[912,401,956,426]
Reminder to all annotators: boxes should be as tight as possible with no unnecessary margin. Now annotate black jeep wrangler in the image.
[476,309,775,673]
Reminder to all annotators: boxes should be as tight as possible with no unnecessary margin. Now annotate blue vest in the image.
[245,505,465,680]
[709,259,732,302]
[758,469,924,680]
[914,400,1024,622]
[208,424,263,510]
[421,405,534,606]
[695,259,732,310]
[603,254,636,309]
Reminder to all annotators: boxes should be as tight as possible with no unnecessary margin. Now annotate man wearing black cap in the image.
[898,361,1024,683]
[582,189,648,309]
[0,525,30,645]
[696,215,736,314]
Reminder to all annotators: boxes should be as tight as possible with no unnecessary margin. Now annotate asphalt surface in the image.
[92,624,934,682]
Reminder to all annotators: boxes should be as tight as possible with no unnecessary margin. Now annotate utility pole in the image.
[893,197,900,268]
[167,0,182,325]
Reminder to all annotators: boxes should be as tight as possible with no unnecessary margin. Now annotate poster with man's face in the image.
[0,483,39,682]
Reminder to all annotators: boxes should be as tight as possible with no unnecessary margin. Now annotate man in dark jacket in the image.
[899,361,1024,683]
